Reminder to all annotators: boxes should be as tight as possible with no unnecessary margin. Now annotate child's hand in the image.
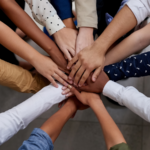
[62,85,100,106]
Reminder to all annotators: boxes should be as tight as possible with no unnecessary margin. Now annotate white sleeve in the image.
[103,81,150,122]
[0,83,66,145]
[126,0,150,25]
[25,0,65,35]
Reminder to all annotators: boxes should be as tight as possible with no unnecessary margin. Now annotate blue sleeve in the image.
[104,52,150,81]
[19,128,53,150]
[51,0,73,20]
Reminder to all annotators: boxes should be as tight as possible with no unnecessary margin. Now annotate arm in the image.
[103,81,150,123]
[105,23,150,66]
[26,0,77,61]
[68,0,150,84]
[75,0,97,54]
[104,51,150,82]
[0,83,66,145]
[18,97,87,149]
[67,5,137,86]
[0,0,68,72]
[0,59,49,93]
[0,21,70,87]
[63,88,128,150]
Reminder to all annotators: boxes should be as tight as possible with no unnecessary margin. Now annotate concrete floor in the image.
[1,3,150,150]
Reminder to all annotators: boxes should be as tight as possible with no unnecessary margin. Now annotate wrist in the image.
[79,27,93,35]
[65,100,77,115]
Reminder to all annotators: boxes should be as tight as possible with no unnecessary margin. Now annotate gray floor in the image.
[1,4,150,150]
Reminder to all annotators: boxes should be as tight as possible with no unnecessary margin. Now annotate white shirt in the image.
[25,0,66,35]
[0,83,66,145]
[103,81,150,122]
[126,0,150,25]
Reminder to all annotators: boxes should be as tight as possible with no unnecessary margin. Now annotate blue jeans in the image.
[19,128,53,150]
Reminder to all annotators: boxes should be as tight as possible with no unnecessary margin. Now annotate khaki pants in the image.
[0,59,49,93]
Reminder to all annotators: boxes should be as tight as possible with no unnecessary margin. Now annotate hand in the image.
[66,96,89,110]
[62,71,109,94]
[76,27,94,54]
[67,44,105,87]
[31,54,71,88]
[62,86,100,106]
[53,28,78,61]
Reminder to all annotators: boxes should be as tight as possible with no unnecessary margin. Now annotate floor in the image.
[1,3,150,150]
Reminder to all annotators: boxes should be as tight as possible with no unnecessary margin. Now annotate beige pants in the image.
[0,59,49,93]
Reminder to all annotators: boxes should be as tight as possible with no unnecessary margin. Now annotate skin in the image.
[0,0,68,73]
[40,97,88,143]
[67,5,137,87]
[105,23,150,66]
[62,89,127,150]
[75,27,94,55]
[0,21,70,88]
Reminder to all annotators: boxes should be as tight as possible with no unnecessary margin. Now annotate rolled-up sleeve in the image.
[75,0,98,28]
[126,0,150,25]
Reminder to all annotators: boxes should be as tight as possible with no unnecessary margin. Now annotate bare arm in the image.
[0,21,70,87]
[105,23,150,66]
[40,97,87,143]
[63,89,127,150]
[0,0,68,72]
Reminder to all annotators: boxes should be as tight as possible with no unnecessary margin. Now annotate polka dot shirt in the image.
[25,0,66,35]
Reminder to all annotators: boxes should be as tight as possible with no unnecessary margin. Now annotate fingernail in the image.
[62,92,65,95]
[78,84,81,87]
[69,81,73,84]
[69,76,72,79]
[93,77,96,81]
[67,66,69,69]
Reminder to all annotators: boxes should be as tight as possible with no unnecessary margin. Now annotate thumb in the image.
[92,67,101,82]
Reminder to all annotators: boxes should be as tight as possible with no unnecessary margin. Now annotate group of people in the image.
[0,0,150,149]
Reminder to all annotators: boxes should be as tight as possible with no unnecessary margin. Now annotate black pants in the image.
[0,0,25,65]
[95,0,123,36]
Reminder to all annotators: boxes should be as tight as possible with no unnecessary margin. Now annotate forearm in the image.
[104,51,150,82]
[0,83,65,144]
[105,23,150,66]
[89,99,126,150]
[103,81,150,122]
[0,59,49,93]
[93,5,137,54]
[0,21,42,64]
[41,98,77,143]
[0,0,68,72]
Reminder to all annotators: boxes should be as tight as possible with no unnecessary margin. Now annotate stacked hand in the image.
[53,28,78,61]
[67,44,106,87]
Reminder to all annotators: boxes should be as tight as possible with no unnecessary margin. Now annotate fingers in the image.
[69,61,81,80]
[92,67,101,82]
[56,70,73,85]
[69,48,75,57]
[70,87,82,100]
[74,66,85,86]
[64,50,72,61]
[48,76,58,88]
[78,70,90,87]
[67,55,78,69]
[53,73,68,87]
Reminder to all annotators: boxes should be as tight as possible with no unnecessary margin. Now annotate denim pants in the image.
[19,128,54,150]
